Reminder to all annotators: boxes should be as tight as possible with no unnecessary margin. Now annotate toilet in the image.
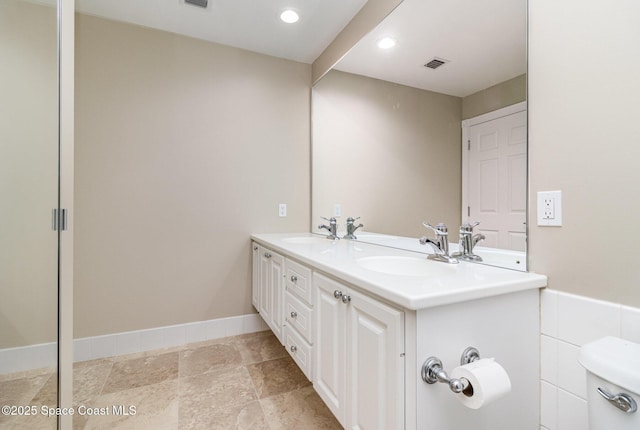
[578,336,640,429]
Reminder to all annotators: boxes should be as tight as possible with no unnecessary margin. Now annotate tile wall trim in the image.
[0,313,268,374]
[540,289,640,430]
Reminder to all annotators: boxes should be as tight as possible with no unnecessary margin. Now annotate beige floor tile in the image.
[101,352,178,394]
[179,366,257,418]
[1,412,57,430]
[0,373,55,429]
[246,355,311,399]
[179,400,268,429]
[73,360,114,405]
[0,372,52,405]
[83,379,178,430]
[260,386,342,430]
[30,373,58,407]
[234,331,286,364]
[179,342,242,378]
[1,332,342,429]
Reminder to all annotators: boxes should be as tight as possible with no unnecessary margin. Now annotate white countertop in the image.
[251,232,547,311]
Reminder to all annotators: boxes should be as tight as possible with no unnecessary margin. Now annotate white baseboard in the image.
[0,313,268,375]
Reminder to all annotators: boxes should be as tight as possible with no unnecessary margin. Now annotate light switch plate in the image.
[333,204,342,217]
[278,203,287,217]
[537,191,562,226]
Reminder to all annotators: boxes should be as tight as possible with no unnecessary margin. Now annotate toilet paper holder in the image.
[421,347,480,394]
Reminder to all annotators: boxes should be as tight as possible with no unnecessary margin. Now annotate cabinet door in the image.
[258,247,271,322]
[313,273,347,426]
[251,243,260,309]
[268,252,284,343]
[347,289,404,430]
[257,247,284,343]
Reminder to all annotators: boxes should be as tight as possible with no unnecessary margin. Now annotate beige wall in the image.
[312,70,462,238]
[462,74,526,120]
[0,0,58,348]
[74,15,311,338]
[529,1,640,307]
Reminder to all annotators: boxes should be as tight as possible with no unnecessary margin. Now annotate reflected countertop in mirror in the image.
[311,0,528,271]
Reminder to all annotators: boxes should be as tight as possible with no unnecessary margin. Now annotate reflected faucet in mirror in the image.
[419,222,459,264]
[452,222,485,262]
[343,217,363,239]
[318,217,339,240]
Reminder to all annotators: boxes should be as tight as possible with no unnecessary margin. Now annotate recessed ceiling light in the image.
[280,9,300,24]
[377,37,396,50]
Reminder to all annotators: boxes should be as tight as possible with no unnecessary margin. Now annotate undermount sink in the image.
[356,255,457,277]
[282,236,331,244]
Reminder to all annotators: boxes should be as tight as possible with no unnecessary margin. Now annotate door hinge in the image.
[467,206,471,217]
[52,208,67,231]
[467,140,471,150]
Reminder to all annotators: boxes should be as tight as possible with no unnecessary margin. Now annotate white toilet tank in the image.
[578,336,640,430]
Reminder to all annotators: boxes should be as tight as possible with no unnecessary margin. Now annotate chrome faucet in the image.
[419,222,459,264]
[343,217,363,239]
[452,222,485,262]
[318,217,339,240]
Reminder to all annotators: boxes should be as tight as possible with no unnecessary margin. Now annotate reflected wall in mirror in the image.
[312,0,527,270]
[0,0,59,423]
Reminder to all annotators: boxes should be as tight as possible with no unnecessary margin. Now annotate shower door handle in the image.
[52,208,67,231]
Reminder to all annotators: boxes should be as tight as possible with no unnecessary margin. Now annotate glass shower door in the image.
[0,1,59,428]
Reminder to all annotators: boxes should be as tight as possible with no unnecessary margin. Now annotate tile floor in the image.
[0,330,342,429]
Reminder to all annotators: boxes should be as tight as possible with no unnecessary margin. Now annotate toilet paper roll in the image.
[449,358,511,409]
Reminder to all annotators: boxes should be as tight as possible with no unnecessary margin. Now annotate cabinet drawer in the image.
[285,291,313,344]
[284,325,312,381]
[285,258,312,304]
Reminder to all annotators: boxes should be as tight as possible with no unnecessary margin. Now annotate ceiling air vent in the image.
[424,57,449,70]
[185,0,208,8]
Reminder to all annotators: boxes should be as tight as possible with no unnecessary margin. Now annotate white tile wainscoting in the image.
[540,289,640,430]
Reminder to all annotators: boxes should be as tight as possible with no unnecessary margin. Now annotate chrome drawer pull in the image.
[342,295,351,304]
[264,252,272,258]
[290,345,297,353]
[290,311,297,319]
[290,275,298,283]
[334,290,343,299]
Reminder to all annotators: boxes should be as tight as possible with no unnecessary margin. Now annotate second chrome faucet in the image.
[419,222,459,264]
[318,216,364,240]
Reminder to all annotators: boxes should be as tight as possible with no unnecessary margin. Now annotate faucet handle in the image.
[422,222,448,236]
[321,216,336,222]
[346,216,361,223]
[460,221,480,233]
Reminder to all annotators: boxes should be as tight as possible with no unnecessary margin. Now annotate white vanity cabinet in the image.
[314,272,405,429]
[252,244,285,343]
[283,258,314,379]
[251,234,546,430]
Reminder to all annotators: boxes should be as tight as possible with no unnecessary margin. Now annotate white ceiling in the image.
[73,0,368,64]
[334,0,526,97]
[39,0,524,95]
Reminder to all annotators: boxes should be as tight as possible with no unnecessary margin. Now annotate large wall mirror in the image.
[312,0,528,271]
[1,0,59,426]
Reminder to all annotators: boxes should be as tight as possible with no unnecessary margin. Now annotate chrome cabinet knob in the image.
[290,311,297,319]
[342,295,351,304]
[264,252,272,258]
[290,345,297,353]
[253,246,258,251]
[333,290,343,299]
[290,275,298,283]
